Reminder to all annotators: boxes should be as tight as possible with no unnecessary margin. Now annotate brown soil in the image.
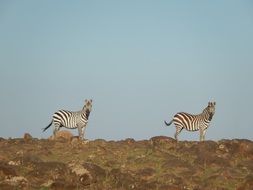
[0,133,252,190]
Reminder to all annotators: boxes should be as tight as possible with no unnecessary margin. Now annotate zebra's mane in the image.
[81,101,92,119]
[202,106,213,121]
[85,109,91,119]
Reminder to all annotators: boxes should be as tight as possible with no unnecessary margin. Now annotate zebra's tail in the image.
[43,121,53,132]
[164,119,173,126]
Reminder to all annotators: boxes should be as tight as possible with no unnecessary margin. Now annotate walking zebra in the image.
[43,99,93,140]
[164,102,216,141]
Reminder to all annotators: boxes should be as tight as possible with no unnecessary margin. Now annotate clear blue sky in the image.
[0,1,253,140]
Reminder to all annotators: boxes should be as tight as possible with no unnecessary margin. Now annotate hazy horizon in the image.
[1,1,253,141]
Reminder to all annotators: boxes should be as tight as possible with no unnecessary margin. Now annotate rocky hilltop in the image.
[0,132,252,190]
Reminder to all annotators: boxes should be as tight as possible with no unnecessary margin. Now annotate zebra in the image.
[164,102,216,141]
[43,99,93,140]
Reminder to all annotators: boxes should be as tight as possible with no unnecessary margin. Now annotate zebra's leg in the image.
[77,125,83,140]
[202,129,207,141]
[81,126,86,140]
[81,126,89,143]
[199,128,206,141]
[174,126,183,141]
[53,123,61,139]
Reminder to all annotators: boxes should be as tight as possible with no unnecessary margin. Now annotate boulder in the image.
[23,133,32,141]
[49,130,73,141]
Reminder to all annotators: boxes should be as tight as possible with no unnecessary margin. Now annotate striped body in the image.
[173,112,211,132]
[43,99,92,140]
[53,109,89,129]
[164,102,216,141]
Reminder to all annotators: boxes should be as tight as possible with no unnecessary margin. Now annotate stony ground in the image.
[0,133,252,190]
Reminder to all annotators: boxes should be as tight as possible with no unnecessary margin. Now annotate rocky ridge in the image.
[0,133,252,190]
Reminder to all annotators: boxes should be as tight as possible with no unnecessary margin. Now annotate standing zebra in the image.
[43,99,93,140]
[164,102,216,141]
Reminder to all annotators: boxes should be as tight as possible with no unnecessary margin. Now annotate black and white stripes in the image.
[164,102,216,141]
[43,100,216,141]
[43,99,93,140]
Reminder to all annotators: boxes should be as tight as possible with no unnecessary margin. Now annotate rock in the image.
[0,137,252,189]
[49,130,73,141]
[149,136,176,146]
[8,160,21,166]
[23,133,32,141]
[4,176,28,187]
[68,162,91,177]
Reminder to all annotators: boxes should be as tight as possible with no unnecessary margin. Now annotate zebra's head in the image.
[206,101,216,120]
[83,99,93,117]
